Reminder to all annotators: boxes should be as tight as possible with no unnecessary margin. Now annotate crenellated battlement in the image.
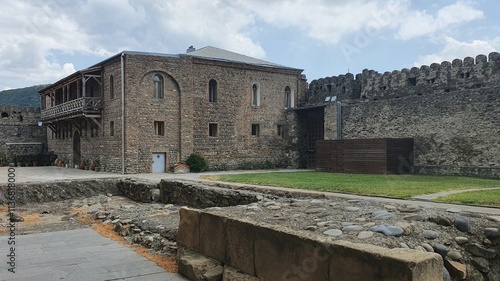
[306,52,500,103]
[0,105,41,124]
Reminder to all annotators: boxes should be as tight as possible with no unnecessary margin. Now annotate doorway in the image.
[73,130,81,167]
[152,153,165,173]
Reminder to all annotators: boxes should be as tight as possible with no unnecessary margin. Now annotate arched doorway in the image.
[73,130,81,167]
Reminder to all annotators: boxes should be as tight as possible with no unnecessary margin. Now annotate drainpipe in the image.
[121,53,125,174]
[337,101,342,140]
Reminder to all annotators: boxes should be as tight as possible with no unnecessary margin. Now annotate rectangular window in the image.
[277,125,285,138]
[110,121,114,136]
[251,123,260,137]
[154,121,165,136]
[209,123,218,137]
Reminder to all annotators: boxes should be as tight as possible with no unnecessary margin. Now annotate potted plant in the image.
[94,159,101,172]
[90,159,96,171]
[79,159,86,169]
[84,159,90,170]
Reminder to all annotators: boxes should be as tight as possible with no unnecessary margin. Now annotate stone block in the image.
[329,240,443,281]
[199,212,227,262]
[254,225,330,281]
[178,207,200,251]
[223,266,260,281]
[225,218,256,276]
[177,247,223,281]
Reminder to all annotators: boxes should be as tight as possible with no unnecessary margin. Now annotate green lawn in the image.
[207,172,500,199]
[434,189,500,207]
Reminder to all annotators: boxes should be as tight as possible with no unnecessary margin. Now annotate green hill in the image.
[0,85,48,109]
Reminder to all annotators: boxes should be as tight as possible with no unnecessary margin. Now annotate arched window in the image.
[109,75,114,99]
[285,86,292,108]
[153,74,164,99]
[252,83,260,107]
[209,79,217,102]
[1,112,8,119]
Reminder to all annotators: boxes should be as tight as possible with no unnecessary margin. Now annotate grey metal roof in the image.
[184,46,301,71]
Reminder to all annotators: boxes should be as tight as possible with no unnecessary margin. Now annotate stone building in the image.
[39,46,306,173]
[0,106,46,164]
[302,52,500,178]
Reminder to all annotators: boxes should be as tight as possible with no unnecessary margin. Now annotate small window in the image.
[2,112,9,119]
[153,74,164,99]
[251,123,260,137]
[252,83,260,107]
[110,121,114,136]
[154,121,165,136]
[284,86,292,108]
[110,75,114,99]
[209,123,218,137]
[408,77,417,86]
[277,125,285,138]
[209,79,217,102]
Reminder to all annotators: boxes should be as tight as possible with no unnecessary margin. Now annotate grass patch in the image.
[434,189,500,208]
[208,171,500,199]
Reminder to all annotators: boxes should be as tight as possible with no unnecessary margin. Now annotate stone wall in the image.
[0,106,46,163]
[177,207,443,281]
[305,52,500,178]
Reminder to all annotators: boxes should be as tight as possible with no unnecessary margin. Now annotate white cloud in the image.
[415,37,498,66]
[397,1,484,40]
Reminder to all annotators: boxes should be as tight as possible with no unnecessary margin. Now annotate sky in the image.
[1,0,500,90]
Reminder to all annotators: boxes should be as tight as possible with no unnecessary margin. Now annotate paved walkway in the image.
[412,187,500,201]
[0,228,187,281]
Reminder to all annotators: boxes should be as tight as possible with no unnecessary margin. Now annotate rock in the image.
[421,243,434,252]
[447,250,463,261]
[487,215,500,222]
[342,225,363,232]
[429,215,453,226]
[316,221,334,227]
[263,201,279,207]
[486,272,500,281]
[341,222,354,227]
[323,229,342,237]
[433,244,449,259]
[347,199,360,203]
[97,194,109,204]
[467,264,485,281]
[455,236,468,245]
[372,210,389,216]
[444,260,467,280]
[414,246,427,252]
[178,249,223,281]
[151,189,160,202]
[106,193,113,197]
[363,222,376,228]
[484,228,500,239]
[422,230,439,240]
[395,221,412,235]
[344,206,360,212]
[403,214,427,221]
[256,195,264,200]
[246,206,261,212]
[383,205,397,210]
[442,266,452,281]
[305,208,327,214]
[454,216,470,232]
[446,207,462,213]
[374,213,395,220]
[309,199,324,205]
[266,205,281,210]
[111,219,121,224]
[470,257,490,273]
[400,243,409,249]
[466,243,497,259]
[357,231,373,239]
[370,225,404,237]
[9,212,24,222]
[482,238,493,246]
[354,217,366,222]
[305,226,317,231]
[400,205,421,213]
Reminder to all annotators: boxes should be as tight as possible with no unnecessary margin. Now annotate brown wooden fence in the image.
[316,138,414,174]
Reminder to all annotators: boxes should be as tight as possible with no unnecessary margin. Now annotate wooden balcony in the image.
[41,97,102,122]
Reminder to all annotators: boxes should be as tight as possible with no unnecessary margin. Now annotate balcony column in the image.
[82,77,86,98]
[77,80,81,98]
[51,91,55,107]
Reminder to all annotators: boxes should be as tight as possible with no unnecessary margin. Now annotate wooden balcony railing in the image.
[41,97,102,121]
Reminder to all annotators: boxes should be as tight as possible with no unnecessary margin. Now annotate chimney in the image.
[187,46,195,53]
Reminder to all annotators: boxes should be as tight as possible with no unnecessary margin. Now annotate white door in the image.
[152,153,165,173]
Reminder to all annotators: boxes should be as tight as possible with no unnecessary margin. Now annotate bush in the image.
[186,153,208,172]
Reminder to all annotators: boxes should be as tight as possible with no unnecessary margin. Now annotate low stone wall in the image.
[116,179,159,203]
[160,180,260,208]
[0,179,119,205]
[414,165,500,179]
[177,207,443,281]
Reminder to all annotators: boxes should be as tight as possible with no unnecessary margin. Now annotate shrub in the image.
[186,153,208,172]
